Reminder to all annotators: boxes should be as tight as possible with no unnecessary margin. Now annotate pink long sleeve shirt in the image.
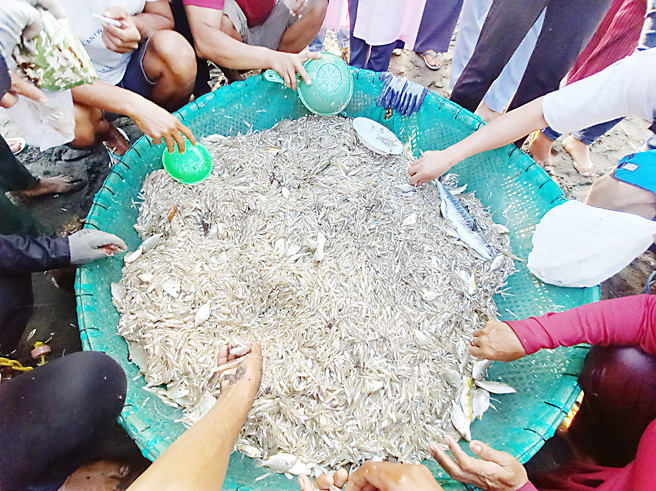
[506,295,656,491]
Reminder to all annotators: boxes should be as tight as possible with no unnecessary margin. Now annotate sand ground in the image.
[1,34,654,472]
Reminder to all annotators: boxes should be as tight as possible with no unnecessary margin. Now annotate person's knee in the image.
[71,104,105,148]
[587,174,656,219]
[148,30,197,86]
[303,0,328,32]
[64,351,127,419]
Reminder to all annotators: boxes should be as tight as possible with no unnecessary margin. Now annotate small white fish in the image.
[260,453,297,473]
[450,184,468,195]
[124,246,143,264]
[368,380,385,392]
[422,290,438,302]
[489,256,505,272]
[443,369,461,388]
[474,380,517,394]
[288,462,314,475]
[472,359,492,381]
[307,239,318,251]
[314,234,326,262]
[138,273,153,283]
[238,443,263,459]
[286,245,301,256]
[403,214,417,227]
[450,401,471,441]
[195,302,211,327]
[459,377,474,421]
[204,134,227,142]
[490,223,510,234]
[162,279,181,298]
[230,344,249,357]
[282,187,290,199]
[472,388,490,420]
[111,282,126,302]
[397,184,415,192]
[142,233,162,252]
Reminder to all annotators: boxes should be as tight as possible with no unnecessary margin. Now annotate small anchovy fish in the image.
[260,453,297,473]
[435,179,494,261]
[474,380,517,394]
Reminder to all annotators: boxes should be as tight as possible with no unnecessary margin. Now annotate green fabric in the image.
[76,69,599,490]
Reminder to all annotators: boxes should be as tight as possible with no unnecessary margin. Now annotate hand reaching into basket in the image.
[429,435,528,491]
[298,462,444,491]
[269,50,322,91]
[408,149,462,186]
[469,320,527,362]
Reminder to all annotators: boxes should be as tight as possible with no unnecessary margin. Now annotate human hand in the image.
[100,6,140,54]
[68,229,127,265]
[298,468,348,490]
[30,0,67,19]
[429,436,528,491]
[285,0,315,18]
[270,50,322,91]
[218,342,263,398]
[1,72,47,108]
[0,0,42,59]
[343,461,443,491]
[129,96,197,153]
[470,320,526,362]
[408,150,459,186]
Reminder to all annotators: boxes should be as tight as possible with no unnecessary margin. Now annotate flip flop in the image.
[7,137,26,155]
[420,50,442,71]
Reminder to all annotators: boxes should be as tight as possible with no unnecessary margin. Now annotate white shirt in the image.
[543,48,656,135]
[59,0,156,85]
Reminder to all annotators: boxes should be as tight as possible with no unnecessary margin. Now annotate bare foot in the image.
[60,461,130,491]
[528,131,554,172]
[103,125,130,157]
[474,101,501,123]
[16,175,84,198]
[563,135,597,177]
[7,137,25,154]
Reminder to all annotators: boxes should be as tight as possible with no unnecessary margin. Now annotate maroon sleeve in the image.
[182,0,224,9]
[506,295,656,355]
[517,481,540,491]
[630,419,656,490]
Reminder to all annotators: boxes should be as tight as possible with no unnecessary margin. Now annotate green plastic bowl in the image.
[161,139,213,184]
[263,52,354,116]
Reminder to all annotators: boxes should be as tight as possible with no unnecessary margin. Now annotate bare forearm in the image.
[71,80,140,117]
[127,386,255,491]
[132,12,173,38]
[194,26,274,70]
[448,97,548,162]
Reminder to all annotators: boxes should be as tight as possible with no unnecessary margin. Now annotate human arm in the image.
[184,4,320,90]
[71,80,196,152]
[410,49,656,185]
[471,295,656,363]
[0,234,70,273]
[629,419,656,489]
[101,0,174,54]
[126,343,263,491]
[429,436,530,491]
[408,97,547,185]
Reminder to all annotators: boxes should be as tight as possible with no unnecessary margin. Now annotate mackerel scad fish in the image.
[435,179,494,261]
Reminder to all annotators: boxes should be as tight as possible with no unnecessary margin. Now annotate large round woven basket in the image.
[75,68,598,490]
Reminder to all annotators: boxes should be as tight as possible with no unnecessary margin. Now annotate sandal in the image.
[420,50,442,71]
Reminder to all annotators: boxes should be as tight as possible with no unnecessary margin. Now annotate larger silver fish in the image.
[435,179,494,260]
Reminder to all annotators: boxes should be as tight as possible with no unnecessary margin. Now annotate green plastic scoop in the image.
[263,52,353,116]
[161,139,213,184]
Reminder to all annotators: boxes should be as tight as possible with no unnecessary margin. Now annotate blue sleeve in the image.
[0,234,71,273]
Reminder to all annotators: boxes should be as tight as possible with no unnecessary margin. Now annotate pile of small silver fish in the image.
[112,116,515,475]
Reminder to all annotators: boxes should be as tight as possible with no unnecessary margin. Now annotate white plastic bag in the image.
[528,201,656,288]
[7,88,75,151]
